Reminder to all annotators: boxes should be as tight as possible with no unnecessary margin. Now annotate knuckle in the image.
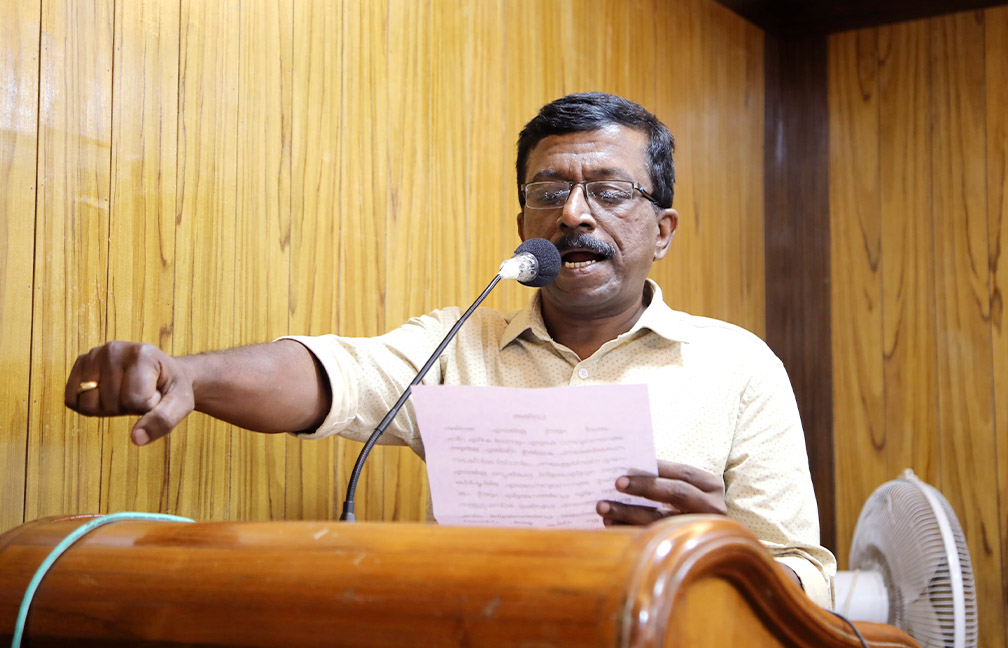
[121,389,154,413]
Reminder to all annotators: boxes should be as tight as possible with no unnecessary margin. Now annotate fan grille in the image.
[848,471,977,648]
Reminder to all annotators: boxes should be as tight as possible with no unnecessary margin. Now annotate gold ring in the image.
[77,380,99,394]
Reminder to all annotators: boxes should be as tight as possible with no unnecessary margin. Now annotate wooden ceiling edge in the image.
[714,0,1008,38]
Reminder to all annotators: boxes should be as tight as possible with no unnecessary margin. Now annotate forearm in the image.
[178,339,331,434]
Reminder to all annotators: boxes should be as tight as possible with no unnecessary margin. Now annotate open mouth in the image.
[554,233,616,271]
[561,250,606,269]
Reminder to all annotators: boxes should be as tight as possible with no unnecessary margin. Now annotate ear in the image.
[653,208,678,261]
[516,211,527,241]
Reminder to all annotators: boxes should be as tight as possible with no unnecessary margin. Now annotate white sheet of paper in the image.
[411,384,658,529]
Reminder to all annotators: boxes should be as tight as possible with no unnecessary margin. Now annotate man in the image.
[65,92,835,607]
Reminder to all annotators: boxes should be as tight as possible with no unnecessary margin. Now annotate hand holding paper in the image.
[411,384,658,529]
[596,459,728,526]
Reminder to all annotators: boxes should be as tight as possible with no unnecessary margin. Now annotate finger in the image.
[657,460,723,492]
[97,344,127,416]
[132,381,194,445]
[596,499,665,526]
[65,354,88,409]
[616,474,725,515]
[119,354,163,414]
[75,347,104,414]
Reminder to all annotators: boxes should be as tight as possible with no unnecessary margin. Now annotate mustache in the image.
[553,233,617,259]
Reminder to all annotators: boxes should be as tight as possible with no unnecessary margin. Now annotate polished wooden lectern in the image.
[0,514,916,647]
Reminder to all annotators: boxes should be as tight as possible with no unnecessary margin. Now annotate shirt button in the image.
[577,368,589,379]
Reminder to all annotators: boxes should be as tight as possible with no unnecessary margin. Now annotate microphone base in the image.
[339,503,355,522]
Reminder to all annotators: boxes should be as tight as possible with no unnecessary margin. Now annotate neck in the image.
[539,288,650,360]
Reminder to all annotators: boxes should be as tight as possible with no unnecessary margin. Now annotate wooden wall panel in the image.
[9,0,768,537]
[231,0,293,521]
[101,0,179,515]
[168,0,240,519]
[930,12,1004,645]
[986,6,1008,637]
[0,0,39,531]
[26,0,113,520]
[828,29,885,565]
[877,20,940,487]
[830,9,1008,645]
[652,0,701,315]
[465,0,510,312]
[287,1,341,521]
[337,0,401,522]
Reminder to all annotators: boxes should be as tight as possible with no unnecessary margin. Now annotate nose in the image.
[558,184,596,230]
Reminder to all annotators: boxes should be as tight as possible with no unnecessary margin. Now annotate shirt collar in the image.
[498,279,693,350]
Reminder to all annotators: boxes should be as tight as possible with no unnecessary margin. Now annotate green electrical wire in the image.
[11,511,194,648]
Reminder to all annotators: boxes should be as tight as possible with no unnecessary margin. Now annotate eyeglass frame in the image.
[520,180,662,211]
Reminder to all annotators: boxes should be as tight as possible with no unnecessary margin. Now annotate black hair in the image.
[515,92,675,209]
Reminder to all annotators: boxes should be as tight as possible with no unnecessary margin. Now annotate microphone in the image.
[498,237,563,286]
[340,239,561,521]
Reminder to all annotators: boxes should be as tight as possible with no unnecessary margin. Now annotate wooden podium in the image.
[0,514,916,647]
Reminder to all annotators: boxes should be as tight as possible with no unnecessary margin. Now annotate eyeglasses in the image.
[521,180,660,211]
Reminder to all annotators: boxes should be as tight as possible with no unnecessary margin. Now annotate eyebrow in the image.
[528,167,635,183]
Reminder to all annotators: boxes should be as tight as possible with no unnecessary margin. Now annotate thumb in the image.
[131,381,195,445]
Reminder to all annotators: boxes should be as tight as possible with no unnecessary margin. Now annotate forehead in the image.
[524,125,650,183]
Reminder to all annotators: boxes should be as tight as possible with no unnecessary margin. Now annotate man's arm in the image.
[65,340,331,445]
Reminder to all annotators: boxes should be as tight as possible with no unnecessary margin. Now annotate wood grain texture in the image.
[9,0,770,540]
[26,0,114,520]
[465,0,512,314]
[287,0,341,521]
[101,0,178,517]
[985,9,1008,646]
[828,28,886,566]
[0,515,915,648]
[651,0,701,317]
[830,8,1008,643]
[231,0,293,521]
[169,0,240,520]
[764,33,834,550]
[0,0,39,532]
[930,11,1004,645]
[877,20,940,487]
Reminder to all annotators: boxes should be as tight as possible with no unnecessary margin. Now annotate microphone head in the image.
[513,238,561,287]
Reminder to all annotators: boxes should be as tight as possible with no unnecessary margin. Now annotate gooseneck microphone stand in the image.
[339,274,503,521]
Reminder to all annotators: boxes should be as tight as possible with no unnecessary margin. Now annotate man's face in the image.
[517,125,678,320]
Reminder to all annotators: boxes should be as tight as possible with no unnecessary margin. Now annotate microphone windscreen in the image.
[514,238,561,287]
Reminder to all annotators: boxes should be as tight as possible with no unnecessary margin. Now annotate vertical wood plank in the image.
[713,3,765,334]
[502,0,565,311]
[876,20,940,483]
[287,0,341,520]
[101,0,179,516]
[764,31,835,550]
[0,0,40,531]
[827,28,886,566]
[27,0,113,520]
[365,0,434,522]
[466,0,513,314]
[930,11,1004,644]
[652,0,701,316]
[231,0,292,521]
[622,0,658,135]
[985,9,1008,647]
[169,0,241,520]
[337,0,405,522]
[397,0,473,521]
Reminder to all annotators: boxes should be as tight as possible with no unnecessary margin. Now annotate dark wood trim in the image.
[717,0,1006,37]
[763,35,835,552]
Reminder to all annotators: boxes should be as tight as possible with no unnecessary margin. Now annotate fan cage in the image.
[847,470,977,648]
